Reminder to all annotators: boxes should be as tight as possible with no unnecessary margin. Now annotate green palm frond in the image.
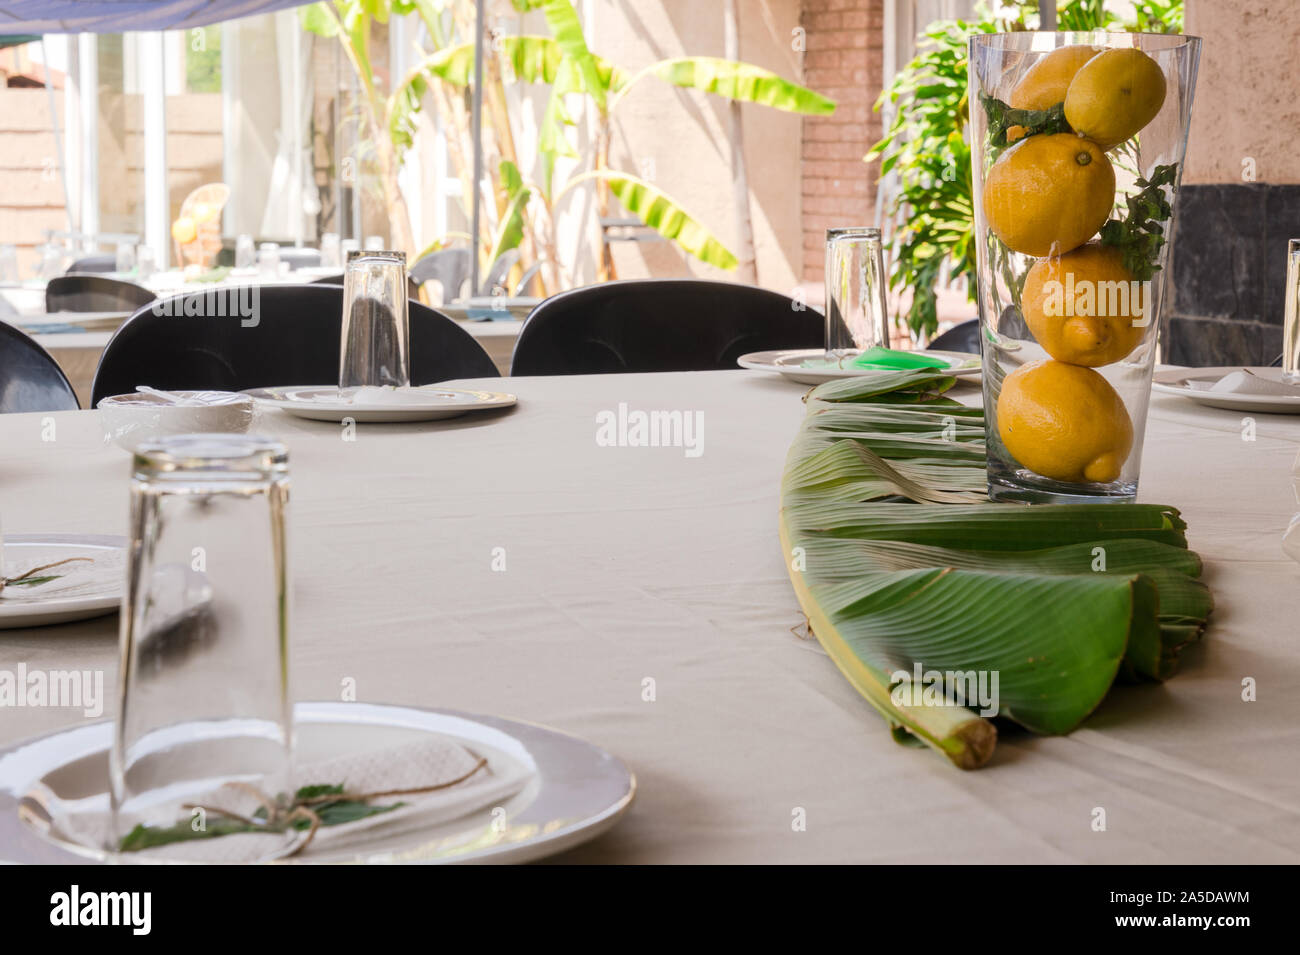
[779,370,1211,769]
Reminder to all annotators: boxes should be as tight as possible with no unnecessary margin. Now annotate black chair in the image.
[927,318,980,354]
[0,322,79,412]
[510,279,822,376]
[46,275,156,314]
[90,283,499,406]
[411,248,471,301]
[66,253,117,274]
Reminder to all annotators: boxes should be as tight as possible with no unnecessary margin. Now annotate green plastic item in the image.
[847,347,950,370]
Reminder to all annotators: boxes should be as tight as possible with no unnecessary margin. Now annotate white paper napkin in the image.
[349,386,446,406]
[1195,369,1300,397]
[0,548,123,602]
[54,733,534,862]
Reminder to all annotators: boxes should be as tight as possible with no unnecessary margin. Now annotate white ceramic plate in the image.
[738,348,981,386]
[244,385,518,423]
[1152,366,1300,414]
[0,702,634,865]
[0,535,125,629]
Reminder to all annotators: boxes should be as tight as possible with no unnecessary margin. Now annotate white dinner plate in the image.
[244,385,518,423]
[738,348,981,386]
[0,535,125,629]
[0,701,635,865]
[1152,366,1300,414]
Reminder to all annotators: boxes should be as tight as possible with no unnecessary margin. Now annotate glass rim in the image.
[132,433,287,476]
[970,31,1202,51]
[826,227,882,244]
[346,249,406,265]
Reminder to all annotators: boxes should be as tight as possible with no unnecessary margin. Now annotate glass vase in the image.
[969,32,1200,503]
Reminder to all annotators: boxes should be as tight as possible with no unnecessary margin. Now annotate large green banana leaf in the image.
[650,57,836,115]
[422,35,623,92]
[486,160,531,266]
[563,171,738,271]
[779,370,1212,769]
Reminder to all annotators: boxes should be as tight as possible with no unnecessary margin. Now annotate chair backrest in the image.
[46,275,156,314]
[411,248,470,301]
[0,322,79,413]
[926,318,980,354]
[66,253,117,274]
[90,283,499,405]
[480,250,519,297]
[309,272,423,300]
[510,279,821,376]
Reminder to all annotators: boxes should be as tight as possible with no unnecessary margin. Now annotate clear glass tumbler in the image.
[0,243,18,283]
[824,227,890,361]
[235,233,256,270]
[257,242,281,278]
[339,250,410,393]
[970,32,1201,503]
[136,244,157,281]
[111,434,292,855]
[1283,239,1300,385]
[320,232,342,270]
[114,242,136,275]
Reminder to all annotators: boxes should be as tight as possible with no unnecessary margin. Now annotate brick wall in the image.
[0,90,67,275]
[0,89,222,276]
[800,0,885,285]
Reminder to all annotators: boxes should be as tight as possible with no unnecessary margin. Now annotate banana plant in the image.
[304,0,835,291]
[426,0,835,282]
[299,0,441,259]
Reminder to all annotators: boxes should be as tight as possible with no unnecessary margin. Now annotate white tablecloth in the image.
[1,370,1298,863]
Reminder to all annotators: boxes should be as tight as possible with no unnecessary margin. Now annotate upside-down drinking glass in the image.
[1283,239,1300,385]
[970,32,1200,503]
[339,250,409,393]
[824,227,890,361]
[111,434,292,856]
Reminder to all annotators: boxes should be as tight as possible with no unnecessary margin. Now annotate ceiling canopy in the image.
[0,0,316,34]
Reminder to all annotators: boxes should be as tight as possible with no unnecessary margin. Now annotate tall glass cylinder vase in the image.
[969,32,1200,503]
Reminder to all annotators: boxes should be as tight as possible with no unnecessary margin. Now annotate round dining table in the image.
[1,369,1298,863]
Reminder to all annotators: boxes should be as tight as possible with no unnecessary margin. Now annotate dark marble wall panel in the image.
[1162,183,1300,366]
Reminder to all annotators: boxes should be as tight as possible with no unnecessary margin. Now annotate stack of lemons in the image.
[983,46,1166,485]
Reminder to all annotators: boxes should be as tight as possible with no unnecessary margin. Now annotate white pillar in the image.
[139,32,169,269]
[221,21,240,239]
[76,33,99,240]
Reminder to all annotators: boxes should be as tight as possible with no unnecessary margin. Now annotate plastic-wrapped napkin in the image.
[1196,369,1300,396]
[52,734,534,862]
[98,390,255,451]
[0,547,123,602]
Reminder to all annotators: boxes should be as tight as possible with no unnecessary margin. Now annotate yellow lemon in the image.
[1064,47,1166,149]
[997,359,1133,484]
[983,133,1115,257]
[1005,45,1100,143]
[1011,44,1101,110]
[171,217,197,244]
[1021,243,1146,367]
